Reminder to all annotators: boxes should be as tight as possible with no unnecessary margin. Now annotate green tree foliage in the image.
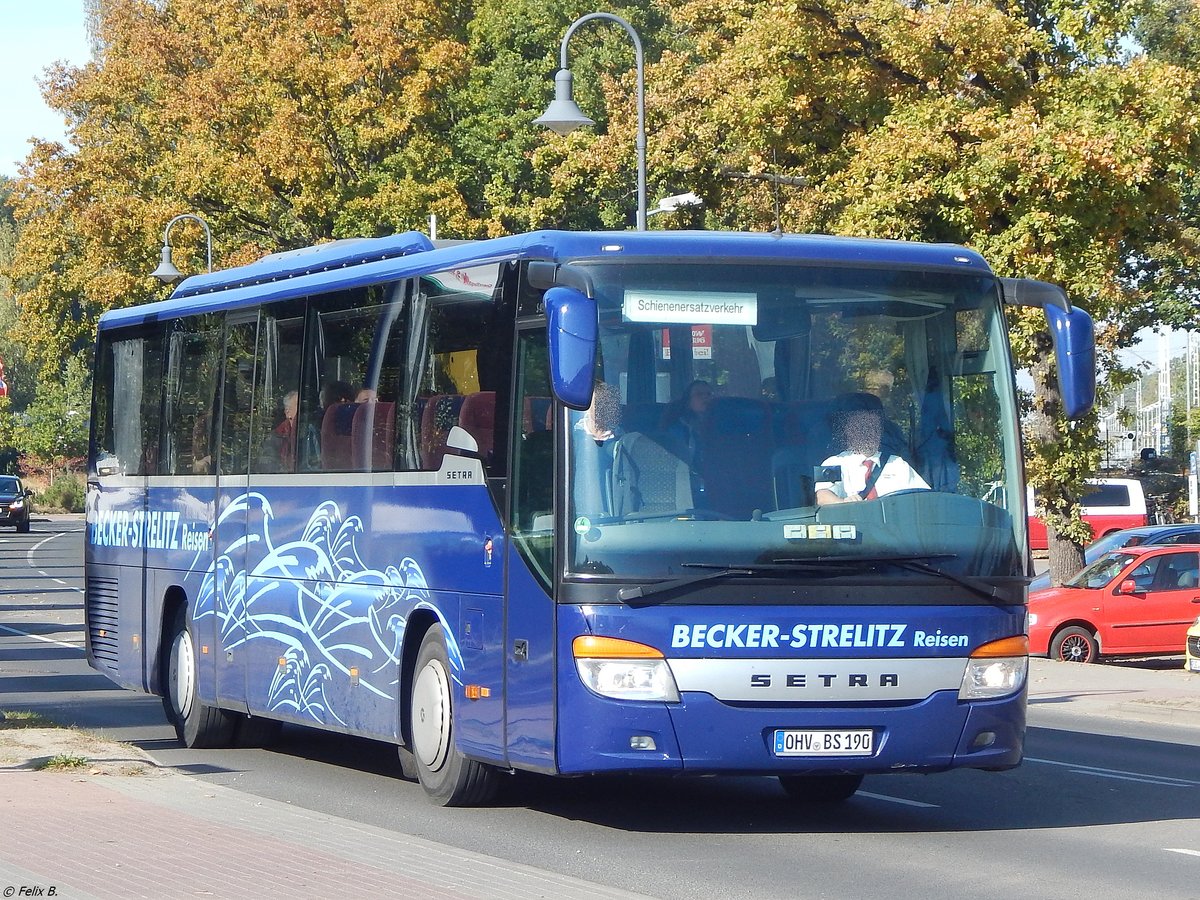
[457,0,669,234]
[0,178,36,413]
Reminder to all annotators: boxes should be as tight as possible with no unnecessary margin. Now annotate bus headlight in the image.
[959,635,1028,700]
[573,635,680,702]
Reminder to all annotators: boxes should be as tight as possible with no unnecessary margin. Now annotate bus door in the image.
[87,325,163,692]
[212,311,260,712]
[504,324,558,771]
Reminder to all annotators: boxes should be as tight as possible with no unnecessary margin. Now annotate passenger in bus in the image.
[573,382,623,518]
[272,390,299,470]
[660,379,712,466]
[191,412,212,474]
[356,387,377,403]
[815,392,927,504]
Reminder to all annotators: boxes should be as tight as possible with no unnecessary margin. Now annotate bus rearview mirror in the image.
[1044,303,1095,421]
[545,286,597,411]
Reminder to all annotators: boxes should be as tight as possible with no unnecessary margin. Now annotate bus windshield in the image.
[564,261,1024,583]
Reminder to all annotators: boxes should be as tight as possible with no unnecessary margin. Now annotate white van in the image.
[1027,478,1147,551]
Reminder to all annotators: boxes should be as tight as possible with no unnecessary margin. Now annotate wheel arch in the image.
[1050,619,1103,657]
[154,585,190,697]
[398,608,443,748]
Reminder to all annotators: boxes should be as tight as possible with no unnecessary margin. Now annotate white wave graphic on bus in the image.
[191,492,461,725]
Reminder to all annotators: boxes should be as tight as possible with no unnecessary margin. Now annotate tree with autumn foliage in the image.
[7,0,477,370]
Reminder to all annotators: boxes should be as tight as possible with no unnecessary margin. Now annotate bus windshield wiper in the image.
[617,556,1019,605]
[617,561,840,604]
[771,553,1015,604]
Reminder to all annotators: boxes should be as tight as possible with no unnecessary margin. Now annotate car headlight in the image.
[9,499,23,510]
[573,635,680,702]
[959,635,1028,700]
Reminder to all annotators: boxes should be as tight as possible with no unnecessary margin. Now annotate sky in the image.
[1,3,91,178]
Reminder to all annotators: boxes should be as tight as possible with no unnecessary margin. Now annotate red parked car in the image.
[1028,544,1200,663]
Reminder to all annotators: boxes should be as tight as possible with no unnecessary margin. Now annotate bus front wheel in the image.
[409,625,499,806]
[778,773,864,802]
[162,608,236,748]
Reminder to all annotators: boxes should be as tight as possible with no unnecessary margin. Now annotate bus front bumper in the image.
[555,688,1025,776]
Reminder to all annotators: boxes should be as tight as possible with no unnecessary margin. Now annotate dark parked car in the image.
[0,476,32,533]
[1029,523,1200,591]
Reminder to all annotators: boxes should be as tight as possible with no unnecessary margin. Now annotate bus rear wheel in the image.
[409,625,499,806]
[778,773,864,802]
[162,608,236,748]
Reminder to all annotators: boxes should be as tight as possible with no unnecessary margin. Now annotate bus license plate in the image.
[773,729,874,757]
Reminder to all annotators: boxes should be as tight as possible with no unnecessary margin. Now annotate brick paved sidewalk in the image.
[0,770,651,900]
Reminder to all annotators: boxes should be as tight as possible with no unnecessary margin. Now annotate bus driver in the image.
[815,392,928,505]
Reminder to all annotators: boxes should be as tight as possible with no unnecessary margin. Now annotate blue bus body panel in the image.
[98,231,994,332]
[554,603,1025,775]
[90,480,511,758]
[504,542,558,772]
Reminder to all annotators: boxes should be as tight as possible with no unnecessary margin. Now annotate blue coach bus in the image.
[85,229,1093,805]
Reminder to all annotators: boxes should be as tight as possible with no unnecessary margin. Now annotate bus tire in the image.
[162,607,236,748]
[396,745,418,781]
[778,773,864,802]
[409,625,498,806]
[1050,625,1098,663]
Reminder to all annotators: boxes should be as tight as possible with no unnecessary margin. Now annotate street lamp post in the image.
[534,12,647,231]
[152,213,213,284]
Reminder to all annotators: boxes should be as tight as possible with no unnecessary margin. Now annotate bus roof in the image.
[99,230,994,331]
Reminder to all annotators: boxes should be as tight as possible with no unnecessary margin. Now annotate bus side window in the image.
[511,328,553,585]
[411,266,504,473]
[250,299,306,475]
[303,283,406,473]
[91,326,163,477]
[161,315,223,476]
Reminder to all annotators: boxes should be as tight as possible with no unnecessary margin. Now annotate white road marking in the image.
[1164,849,1200,858]
[0,623,83,650]
[27,530,68,565]
[1026,756,1200,787]
[858,791,940,809]
[26,530,84,593]
[1074,771,1191,787]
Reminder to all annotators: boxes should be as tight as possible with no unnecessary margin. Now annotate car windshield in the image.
[563,260,1025,587]
[1065,551,1137,589]
[1087,531,1142,556]
[0,477,19,492]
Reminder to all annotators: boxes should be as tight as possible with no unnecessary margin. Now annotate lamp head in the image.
[534,69,595,136]
[151,245,184,284]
